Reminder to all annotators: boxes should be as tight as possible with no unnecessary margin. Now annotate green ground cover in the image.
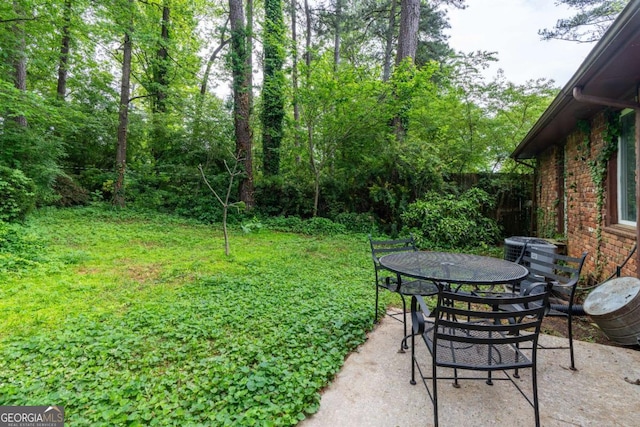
[0,207,387,426]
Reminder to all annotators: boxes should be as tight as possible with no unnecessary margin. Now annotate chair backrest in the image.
[432,288,549,370]
[517,245,587,300]
[368,235,418,285]
[368,235,417,266]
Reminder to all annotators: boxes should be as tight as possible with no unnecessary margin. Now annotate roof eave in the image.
[511,1,640,160]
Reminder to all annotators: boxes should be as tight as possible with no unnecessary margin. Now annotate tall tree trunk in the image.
[150,2,170,163]
[200,31,228,97]
[304,0,311,71]
[229,0,254,209]
[247,0,254,108]
[290,0,301,155]
[57,0,72,100]
[333,0,341,70]
[383,0,398,82]
[262,0,285,176]
[154,3,170,113]
[393,0,420,139]
[395,0,420,65]
[303,0,316,214]
[114,10,133,208]
[308,125,320,217]
[11,1,27,128]
[194,31,228,149]
[194,33,228,144]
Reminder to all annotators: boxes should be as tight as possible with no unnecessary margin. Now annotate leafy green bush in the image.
[0,221,46,272]
[52,174,89,206]
[255,177,314,218]
[263,215,347,235]
[300,217,346,235]
[0,167,36,222]
[333,212,378,234]
[401,188,502,250]
[263,215,305,232]
[77,167,114,200]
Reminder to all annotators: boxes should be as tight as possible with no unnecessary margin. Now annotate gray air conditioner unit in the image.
[504,236,558,292]
[504,236,557,264]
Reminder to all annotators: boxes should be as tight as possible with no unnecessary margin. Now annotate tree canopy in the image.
[0,0,557,230]
[539,0,629,42]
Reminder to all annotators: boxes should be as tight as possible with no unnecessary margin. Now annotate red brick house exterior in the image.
[512,2,640,282]
[534,112,637,282]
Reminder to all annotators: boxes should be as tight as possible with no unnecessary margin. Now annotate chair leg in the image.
[532,363,541,427]
[410,330,417,385]
[514,341,520,378]
[400,294,408,351]
[374,286,380,324]
[433,360,439,427]
[567,313,576,370]
[486,337,494,385]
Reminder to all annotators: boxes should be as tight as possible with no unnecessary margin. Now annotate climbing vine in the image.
[261,0,286,176]
[576,119,591,161]
[581,110,621,278]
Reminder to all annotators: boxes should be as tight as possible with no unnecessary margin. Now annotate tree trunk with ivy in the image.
[290,0,301,155]
[262,0,285,176]
[11,1,28,128]
[229,0,254,209]
[114,9,133,208]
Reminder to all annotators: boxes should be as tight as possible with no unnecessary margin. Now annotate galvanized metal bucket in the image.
[583,276,640,346]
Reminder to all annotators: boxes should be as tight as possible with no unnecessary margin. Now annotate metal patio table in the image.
[379,251,531,369]
[378,251,528,289]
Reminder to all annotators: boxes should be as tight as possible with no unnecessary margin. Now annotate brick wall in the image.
[536,146,560,237]
[536,111,638,282]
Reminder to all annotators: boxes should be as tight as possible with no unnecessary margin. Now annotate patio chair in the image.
[501,245,587,370]
[410,287,550,427]
[369,235,438,350]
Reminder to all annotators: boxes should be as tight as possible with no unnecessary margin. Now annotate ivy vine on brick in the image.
[580,109,621,279]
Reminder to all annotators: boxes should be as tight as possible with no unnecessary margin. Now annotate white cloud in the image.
[445,0,594,86]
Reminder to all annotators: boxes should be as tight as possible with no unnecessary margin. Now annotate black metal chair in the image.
[368,235,438,350]
[502,245,587,370]
[410,286,550,427]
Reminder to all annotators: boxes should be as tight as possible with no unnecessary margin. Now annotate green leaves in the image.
[402,188,502,250]
[0,219,44,273]
[0,167,36,222]
[0,207,373,426]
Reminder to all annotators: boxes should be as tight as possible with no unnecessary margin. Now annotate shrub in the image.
[77,167,114,197]
[333,212,378,234]
[263,216,304,232]
[299,217,346,235]
[53,174,89,207]
[401,188,502,250]
[0,167,36,222]
[0,221,46,272]
[263,215,346,235]
[254,177,314,218]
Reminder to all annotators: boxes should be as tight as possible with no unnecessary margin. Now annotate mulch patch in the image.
[542,315,625,348]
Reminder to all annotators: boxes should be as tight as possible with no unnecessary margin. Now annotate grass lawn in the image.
[0,206,390,426]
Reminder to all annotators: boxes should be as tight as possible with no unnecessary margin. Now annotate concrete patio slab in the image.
[299,311,640,427]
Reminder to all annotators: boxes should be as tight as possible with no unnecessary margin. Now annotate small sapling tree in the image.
[198,153,245,255]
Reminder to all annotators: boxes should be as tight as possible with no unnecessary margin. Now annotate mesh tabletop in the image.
[378,251,528,285]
